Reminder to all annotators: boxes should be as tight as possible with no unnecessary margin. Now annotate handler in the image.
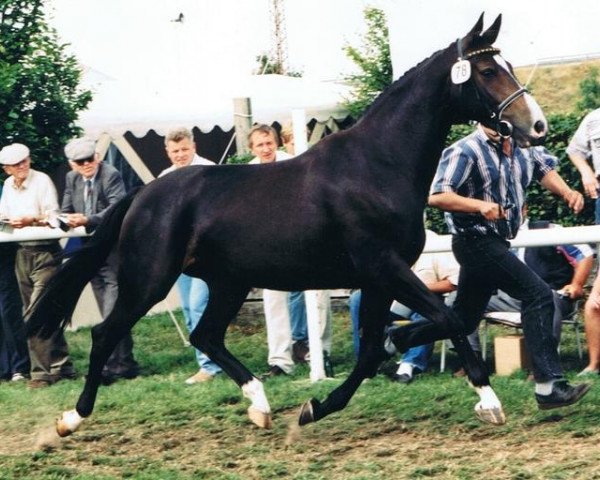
[428,124,591,410]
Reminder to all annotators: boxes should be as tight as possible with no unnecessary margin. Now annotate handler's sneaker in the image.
[185,370,215,384]
[535,380,591,410]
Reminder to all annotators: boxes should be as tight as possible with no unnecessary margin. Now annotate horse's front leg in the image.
[299,286,391,425]
[193,282,273,429]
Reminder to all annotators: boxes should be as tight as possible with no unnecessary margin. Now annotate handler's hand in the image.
[479,202,505,221]
[563,189,584,214]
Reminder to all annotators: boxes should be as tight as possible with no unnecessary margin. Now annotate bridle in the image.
[456,40,528,138]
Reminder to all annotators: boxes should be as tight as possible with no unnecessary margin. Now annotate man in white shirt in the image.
[0,143,74,388]
[247,124,333,378]
[158,127,222,384]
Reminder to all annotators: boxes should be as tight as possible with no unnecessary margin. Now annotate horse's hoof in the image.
[475,405,506,425]
[298,399,319,426]
[56,410,83,437]
[247,407,272,429]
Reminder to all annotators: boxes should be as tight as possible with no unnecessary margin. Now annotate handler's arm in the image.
[540,170,584,213]
[428,192,505,221]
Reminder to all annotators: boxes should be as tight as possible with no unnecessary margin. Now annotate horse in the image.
[27,13,548,438]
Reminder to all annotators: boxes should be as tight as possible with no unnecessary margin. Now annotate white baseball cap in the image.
[0,143,30,165]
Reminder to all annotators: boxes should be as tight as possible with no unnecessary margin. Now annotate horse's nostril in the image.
[534,120,546,134]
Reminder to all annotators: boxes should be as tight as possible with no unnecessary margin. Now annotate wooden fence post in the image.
[233,97,253,155]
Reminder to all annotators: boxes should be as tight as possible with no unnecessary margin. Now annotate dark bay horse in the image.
[28,14,548,437]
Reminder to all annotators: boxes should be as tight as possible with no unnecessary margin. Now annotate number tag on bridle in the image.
[451,60,471,84]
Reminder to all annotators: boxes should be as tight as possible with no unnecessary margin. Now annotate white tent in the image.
[76,70,352,183]
[79,72,352,139]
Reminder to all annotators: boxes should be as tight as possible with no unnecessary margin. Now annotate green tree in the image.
[0,0,92,175]
[342,7,393,119]
[576,66,600,114]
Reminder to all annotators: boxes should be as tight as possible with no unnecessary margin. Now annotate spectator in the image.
[280,124,310,363]
[0,143,74,388]
[566,107,600,223]
[580,273,600,376]
[0,182,29,381]
[349,230,480,383]
[61,137,140,384]
[428,123,590,410]
[159,127,222,384]
[248,124,332,377]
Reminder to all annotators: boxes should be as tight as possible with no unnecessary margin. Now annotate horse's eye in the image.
[480,68,496,78]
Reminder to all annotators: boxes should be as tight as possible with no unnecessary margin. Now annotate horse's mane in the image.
[358,45,451,121]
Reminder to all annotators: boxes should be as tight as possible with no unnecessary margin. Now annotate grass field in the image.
[0,308,599,480]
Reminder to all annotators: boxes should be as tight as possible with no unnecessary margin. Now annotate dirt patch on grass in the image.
[4,408,600,479]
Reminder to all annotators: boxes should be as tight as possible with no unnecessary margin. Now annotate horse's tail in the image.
[26,187,143,339]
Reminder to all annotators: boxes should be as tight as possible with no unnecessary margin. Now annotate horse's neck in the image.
[358,59,455,187]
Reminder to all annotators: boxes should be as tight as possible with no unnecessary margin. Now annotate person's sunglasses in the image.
[72,158,95,165]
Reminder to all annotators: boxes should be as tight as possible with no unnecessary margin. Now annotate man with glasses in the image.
[0,142,75,388]
[62,137,139,384]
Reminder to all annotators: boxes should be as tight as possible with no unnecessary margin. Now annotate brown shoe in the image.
[28,379,52,389]
[185,370,215,385]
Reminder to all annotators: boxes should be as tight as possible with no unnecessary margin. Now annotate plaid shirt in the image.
[430,127,556,239]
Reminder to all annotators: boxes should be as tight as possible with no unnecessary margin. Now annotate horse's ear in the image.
[460,13,484,52]
[468,13,485,37]
[479,14,502,45]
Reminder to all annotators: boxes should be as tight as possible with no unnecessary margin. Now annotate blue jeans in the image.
[399,312,434,372]
[452,233,562,382]
[176,274,222,375]
[288,291,307,342]
[0,244,29,379]
[595,197,600,225]
[350,290,428,362]
[349,290,362,358]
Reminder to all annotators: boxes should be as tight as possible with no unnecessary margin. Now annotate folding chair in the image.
[481,300,583,361]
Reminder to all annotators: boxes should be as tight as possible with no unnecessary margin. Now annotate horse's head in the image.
[451,14,547,147]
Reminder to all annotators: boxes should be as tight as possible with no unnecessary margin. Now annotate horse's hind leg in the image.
[190,281,273,428]
[299,287,391,425]
[56,290,168,437]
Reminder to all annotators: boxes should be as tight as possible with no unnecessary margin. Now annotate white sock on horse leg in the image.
[242,378,271,413]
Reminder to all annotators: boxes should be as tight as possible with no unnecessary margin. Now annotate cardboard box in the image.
[494,335,531,376]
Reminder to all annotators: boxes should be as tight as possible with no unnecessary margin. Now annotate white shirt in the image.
[248,150,293,164]
[158,154,215,178]
[0,169,59,219]
[566,108,600,174]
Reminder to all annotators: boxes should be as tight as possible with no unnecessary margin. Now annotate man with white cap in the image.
[62,137,139,384]
[0,142,75,388]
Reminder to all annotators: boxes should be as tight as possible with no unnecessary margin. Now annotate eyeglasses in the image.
[72,157,96,165]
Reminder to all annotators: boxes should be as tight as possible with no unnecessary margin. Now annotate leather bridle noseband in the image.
[456,41,528,138]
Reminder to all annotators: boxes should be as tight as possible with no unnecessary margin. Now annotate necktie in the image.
[84,179,93,217]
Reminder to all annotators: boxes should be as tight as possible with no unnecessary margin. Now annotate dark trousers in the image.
[451,233,563,382]
[89,249,138,377]
[0,244,30,379]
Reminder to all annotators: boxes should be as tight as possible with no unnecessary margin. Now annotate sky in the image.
[45,0,600,91]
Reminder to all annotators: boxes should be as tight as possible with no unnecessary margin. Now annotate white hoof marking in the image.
[56,409,83,437]
[473,386,506,425]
